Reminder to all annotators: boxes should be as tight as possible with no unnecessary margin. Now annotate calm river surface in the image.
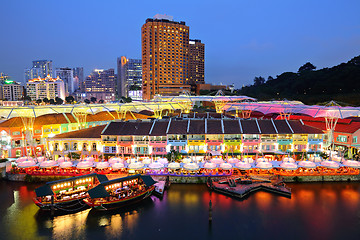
[0,181,359,240]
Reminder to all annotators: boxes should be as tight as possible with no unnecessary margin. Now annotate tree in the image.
[65,95,75,104]
[36,99,42,104]
[253,76,265,86]
[267,76,274,81]
[98,99,104,104]
[55,97,63,105]
[84,99,90,104]
[298,62,316,73]
[43,98,49,104]
[24,96,31,102]
[49,99,55,105]
[90,97,97,103]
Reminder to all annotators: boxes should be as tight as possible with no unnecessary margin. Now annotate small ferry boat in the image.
[83,174,156,210]
[33,173,108,212]
[153,176,171,197]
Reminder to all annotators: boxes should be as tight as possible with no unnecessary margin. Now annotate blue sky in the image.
[1,0,359,88]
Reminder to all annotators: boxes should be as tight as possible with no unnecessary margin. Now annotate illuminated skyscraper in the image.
[188,39,205,91]
[117,57,142,98]
[84,69,115,102]
[55,67,74,94]
[141,15,190,100]
[25,60,53,82]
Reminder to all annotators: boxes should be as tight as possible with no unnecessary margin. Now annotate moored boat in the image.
[33,173,108,212]
[83,174,156,210]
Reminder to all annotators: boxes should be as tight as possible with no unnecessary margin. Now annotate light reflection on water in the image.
[0,182,359,240]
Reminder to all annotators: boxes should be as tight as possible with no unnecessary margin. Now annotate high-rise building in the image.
[73,67,84,92]
[55,67,74,95]
[26,76,65,101]
[117,57,142,98]
[0,72,10,84]
[25,60,53,82]
[141,15,191,100]
[83,69,115,102]
[188,39,205,91]
[2,80,23,101]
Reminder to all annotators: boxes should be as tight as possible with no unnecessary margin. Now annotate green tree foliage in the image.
[65,95,75,104]
[298,62,316,73]
[36,99,42,104]
[90,97,97,103]
[253,76,265,86]
[49,99,55,105]
[43,97,49,104]
[55,97,63,105]
[84,99,90,104]
[239,55,360,105]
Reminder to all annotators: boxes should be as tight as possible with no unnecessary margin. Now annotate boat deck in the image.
[208,176,291,199]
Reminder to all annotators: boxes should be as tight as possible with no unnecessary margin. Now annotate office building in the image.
[83,69,115,102]
[141,15,191,100]
[0,72,10,84]
[26,76,65,101]
[188,39,205,92]
[55,67,74,95]
[117,57,142,98]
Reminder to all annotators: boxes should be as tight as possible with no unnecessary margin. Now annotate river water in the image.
[0,181,359,240]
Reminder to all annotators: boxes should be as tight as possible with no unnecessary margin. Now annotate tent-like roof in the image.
[53,125,106,139]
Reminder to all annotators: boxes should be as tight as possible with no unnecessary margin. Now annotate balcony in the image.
[278,139,293,145]
[149,140,167,145]
[261,138,277,143]
[206,139,223,145]
[167,140,187,146]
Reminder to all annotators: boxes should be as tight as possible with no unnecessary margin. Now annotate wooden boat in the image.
[154,176,171,197]
[83,174,156,210]
[33,173,108,212]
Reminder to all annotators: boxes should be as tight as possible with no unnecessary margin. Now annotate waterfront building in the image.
[0,72,10,84]
[72,67,84,92]
[25,60,53,82]
[2,80,23,101]
[141,15,191,100]
[26,76,66,101]
[188,39,205,93]
[55,67,74,94]
[83,69,116,102]
[117,57,142,98]
[98,118,324,156]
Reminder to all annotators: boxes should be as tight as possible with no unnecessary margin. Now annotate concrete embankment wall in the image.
[4,173,360,183]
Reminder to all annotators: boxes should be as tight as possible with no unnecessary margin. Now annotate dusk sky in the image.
[1,0,359,88]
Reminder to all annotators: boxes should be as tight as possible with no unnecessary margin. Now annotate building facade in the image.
[55,67,74,95]
[141,15,191,100]
[26,76,66,101]
[25,60,53,82]
[2,80,23,101]
[100,118,324,156]
[83,69,116,102]
[188,39,205,92]
[117,57,142,98]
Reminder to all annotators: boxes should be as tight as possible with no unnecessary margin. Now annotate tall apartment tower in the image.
[55,67,74,95]
[73,67,84,92]
[117,56,142,98]
[188,39,205,91]
[141,15,190,100]
[25,60,53,82]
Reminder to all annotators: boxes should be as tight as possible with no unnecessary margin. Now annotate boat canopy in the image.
[35,184,54,197]
[87,185,110,199]
[45,173,108,185]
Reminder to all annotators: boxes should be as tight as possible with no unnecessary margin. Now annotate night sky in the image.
[1,0,359,88]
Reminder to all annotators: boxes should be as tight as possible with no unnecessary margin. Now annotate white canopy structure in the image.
[108,157,123,164]
[59,161,73,168]
[17,160,37,168]
[342,160,360,168]
[148,162,165,170]
[182,157,192,164]
[256,161,273,169]
[111,162,125,170]
[183,162,200,171]
[157,158,169,165]
[96,162,110,169]
[128,162,145,170]
[167,162,181,170]
[39,160,58,168]
[320,160,340,169]
[220,162,233,170]
[298,161,317,168]
[227,158,240,164]
[211,158,224,164]
[203,162,217,170]
[280,162,298,170]
[235,161,252,170]
[76,161,94,169]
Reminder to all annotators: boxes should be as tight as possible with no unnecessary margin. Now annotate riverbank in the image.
[5,173,360,183]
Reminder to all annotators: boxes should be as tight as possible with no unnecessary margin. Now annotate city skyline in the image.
[1,0,360,88]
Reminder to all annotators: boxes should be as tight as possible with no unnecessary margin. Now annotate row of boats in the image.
[33,174,167,212]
